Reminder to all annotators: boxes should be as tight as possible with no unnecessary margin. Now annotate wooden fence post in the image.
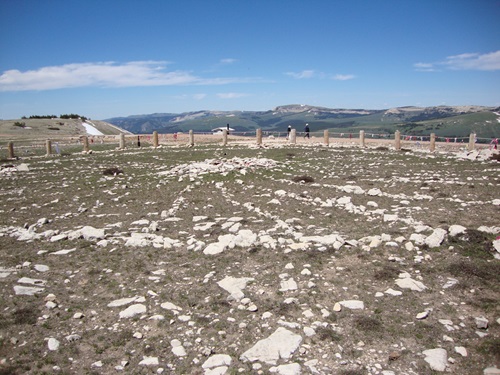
[430,133,436,152]
[395,131,401,150]
[7,141,15,159]
[119,133,125,149]
[153,131,159,148]
[468,133,475,151]
[256,128,263,146]
[189,130,194,147]
[45,140,52,156]
[83,136,90,153]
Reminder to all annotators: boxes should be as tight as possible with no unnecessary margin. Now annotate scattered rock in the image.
[422,348,447,372]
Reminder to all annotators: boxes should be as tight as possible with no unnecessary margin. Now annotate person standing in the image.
[287,125,292,140]
[304,123,310,139]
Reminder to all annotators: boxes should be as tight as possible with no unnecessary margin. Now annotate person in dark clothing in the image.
[287,125,292,139]
[304,123,310,138]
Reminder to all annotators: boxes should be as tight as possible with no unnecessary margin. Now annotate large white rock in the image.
[171,339,187,357]
[47,337,60,351]
[202,354,232,369]
[119,303,146,318]
[269,363,302,375]
[279,278,298,292]
[108,296,141,307]
[395,277,426,292]
[139,356,159,366]
[300,234,345,250]
[240,327,302,365]
[339,300,365,310]
[449,225,467,237]
[425,228,447,248]
[14,285,45,295]
[422,348,447,372]
[217,276,254,301]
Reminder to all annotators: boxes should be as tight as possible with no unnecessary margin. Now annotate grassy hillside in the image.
[0,118,126,144]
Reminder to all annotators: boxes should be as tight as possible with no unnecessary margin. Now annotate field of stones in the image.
[0,140,499,375]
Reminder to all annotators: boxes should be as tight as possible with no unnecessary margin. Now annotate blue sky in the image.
[1,0,499,120]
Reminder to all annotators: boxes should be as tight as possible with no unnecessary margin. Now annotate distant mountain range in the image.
[105,104,500,138]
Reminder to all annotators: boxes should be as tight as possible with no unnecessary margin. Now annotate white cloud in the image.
[285,70,315,79]
[332,74,355,81]
[0,61,250,91]
[216,92,248,99]
[220,58,237,64]
[415,50,500,72]
[193,93,207,100]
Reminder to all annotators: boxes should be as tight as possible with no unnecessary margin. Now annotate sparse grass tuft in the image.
[292,175,315,183]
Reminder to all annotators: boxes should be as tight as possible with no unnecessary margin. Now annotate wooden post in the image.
[468,133,475,151]
[153,131,159,148]
[7,141,15,159]
[45,140,52,156]
[359,130,365,147]
[223,129,228,146]
[324,130,329,146]
[83,136,90,153]
[290,129,297,144]
[119,133,125,149]
[395,131,401,150]
[188,130,194,147]
[430,133,436,152]
[256,128,263,146]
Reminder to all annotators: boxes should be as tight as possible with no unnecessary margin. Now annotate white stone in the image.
[108,296,140,307]
[34,264,49,272]
[217,276,254,301]
[139,356,159,366]
[339,300,364,310]
[449,225,467,237]
[384,288,402,296]
[455,346,467,357]
[425,228,447,248]
[416,310,430,320]
[269,363,302,375]
[171,339,187,357]
[14,285,44,295]
[240,327,302,365]
[476,316,489,329]
[279,278,298,292]
[395,277,426,292]
[422,348,447,372]
[202,354,232,369]
[119,303,146,319]
[48,337,60,351]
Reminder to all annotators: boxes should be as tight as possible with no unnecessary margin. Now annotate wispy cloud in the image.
[216,92,249,99]
[285,70,316,79]
[219,58,238,65]
[332,74,355,81]
[285,70,355,81]
[0,61,252,91]
[415,50,500,72]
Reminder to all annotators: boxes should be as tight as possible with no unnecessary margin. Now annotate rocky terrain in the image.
[0,140,499,374]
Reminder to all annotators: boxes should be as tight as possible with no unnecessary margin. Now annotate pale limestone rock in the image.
[422,348,447,372]
[47,337,60,351]
[240,327,302,365]
[108,296,141,307]
[449,225,467,237]
[416,310,430,320]
[455,346,467,357]
[119,303,146,319]
[279,278,298,292]
[14,285,44,295]
[269,363,302,375]
[139,356,159,366]
[339,300,364,310]
[217,276,254,301]
[384,288,402,296]
[395,274,426,292]
[171,339,187,357]
[202,354,232,369]
[476,316,489,329]
[425,228,447,248]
